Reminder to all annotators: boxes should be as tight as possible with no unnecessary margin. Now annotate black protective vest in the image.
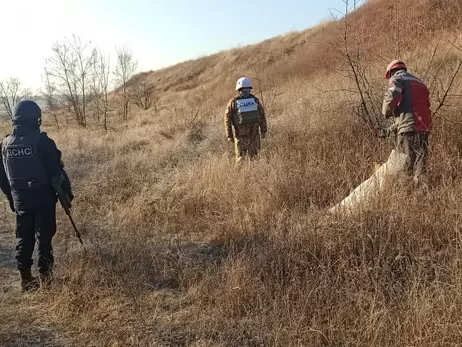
[2,132,49,192]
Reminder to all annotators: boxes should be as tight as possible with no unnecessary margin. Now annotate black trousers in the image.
[15,204,57,274]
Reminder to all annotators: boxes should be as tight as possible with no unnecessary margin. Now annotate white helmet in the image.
[235,77,252,91]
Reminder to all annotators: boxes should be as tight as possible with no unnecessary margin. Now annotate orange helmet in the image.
[385,60,407,79]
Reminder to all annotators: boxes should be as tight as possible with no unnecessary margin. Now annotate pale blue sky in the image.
[0,0,354,90]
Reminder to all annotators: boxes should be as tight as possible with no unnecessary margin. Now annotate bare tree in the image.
[45,35,96,127]
[432,59,462,117]
[412,34,462,119]
[329,0,383,132]
[130,80,156,111]
[42,71,61,129]
[91,50,112,130]
[0,77,31,120]
[114,47,138,120]
[330,0,462,131]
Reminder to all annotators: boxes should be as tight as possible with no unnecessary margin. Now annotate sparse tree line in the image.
[0,78,32,120]
[0,35,157,129]
[4,0,460,133]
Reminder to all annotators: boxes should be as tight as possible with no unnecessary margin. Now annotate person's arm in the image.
[60,168,74,201]
[255,96,267,137]
[224,99,235,140]
[39,135,73,199]
[0,141,11,197]
[0,140,15,212]
[39,135,63,178]
[382,76,404,119]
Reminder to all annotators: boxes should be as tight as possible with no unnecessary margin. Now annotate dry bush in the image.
[19,99,461,346]
[0,77,31,120]
[130,81,157,111]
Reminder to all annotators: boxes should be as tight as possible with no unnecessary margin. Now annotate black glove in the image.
[6,195,15,213]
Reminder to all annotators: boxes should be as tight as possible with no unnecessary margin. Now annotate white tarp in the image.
[329,150,408,215]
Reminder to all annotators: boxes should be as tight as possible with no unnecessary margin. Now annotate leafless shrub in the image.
[328,0,385,132]
[90,50,112,130]
[130,80,156,111]
[159,92,212,140]
[0,77,31,120]
[42,69,61,129]
[114,47,138,120]
[45,35,96,127]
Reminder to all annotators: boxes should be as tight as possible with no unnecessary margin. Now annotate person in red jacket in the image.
[381,60,433,186]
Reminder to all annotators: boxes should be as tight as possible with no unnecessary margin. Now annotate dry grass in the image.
[2,0,462,346]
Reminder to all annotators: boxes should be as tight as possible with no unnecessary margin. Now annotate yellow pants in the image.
[234,135,261,164]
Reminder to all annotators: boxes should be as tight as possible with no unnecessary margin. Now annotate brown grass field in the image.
[2,0,462,346]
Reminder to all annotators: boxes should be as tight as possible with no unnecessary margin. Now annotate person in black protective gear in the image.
[0,100,73,291]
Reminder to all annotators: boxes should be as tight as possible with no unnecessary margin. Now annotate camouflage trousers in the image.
[234,135,261,164]
[396,132,429,184]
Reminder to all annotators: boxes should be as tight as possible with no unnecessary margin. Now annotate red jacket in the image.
[382,70,432,134]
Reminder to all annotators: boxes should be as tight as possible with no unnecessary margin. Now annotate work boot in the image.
[19,269,39,292]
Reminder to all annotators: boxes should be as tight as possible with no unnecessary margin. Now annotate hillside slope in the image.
[2,0,462,346]
[140,0,462,106]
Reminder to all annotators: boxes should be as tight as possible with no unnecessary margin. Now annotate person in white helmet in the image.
[224,77,267,164]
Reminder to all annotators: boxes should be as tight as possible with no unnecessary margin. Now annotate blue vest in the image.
[2,132,49,192]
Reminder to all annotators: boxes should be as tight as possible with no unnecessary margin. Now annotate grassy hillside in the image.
[2,0,462,346]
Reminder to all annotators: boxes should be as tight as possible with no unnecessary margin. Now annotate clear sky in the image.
[0,0,349,91]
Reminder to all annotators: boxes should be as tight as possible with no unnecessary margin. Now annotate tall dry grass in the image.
[3,78,462,346]
[2,0,462,346]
